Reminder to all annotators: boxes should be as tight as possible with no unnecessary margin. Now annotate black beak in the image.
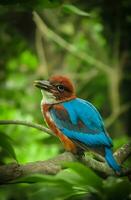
[34,80,52,91]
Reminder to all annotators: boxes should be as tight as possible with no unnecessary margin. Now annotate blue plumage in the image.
[50,98,121,173]
[105,147,121,172]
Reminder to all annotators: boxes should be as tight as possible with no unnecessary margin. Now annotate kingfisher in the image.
[34,75,121,173]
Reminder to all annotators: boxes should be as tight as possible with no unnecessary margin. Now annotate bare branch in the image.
[0,120,53,136]
[33,12,111,74]
[35,28,49,77]
[114,142,131,164]
[105,103,131,128]
[0,152,75,184]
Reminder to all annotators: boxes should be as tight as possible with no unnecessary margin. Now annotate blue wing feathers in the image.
[105,147,121,172]
[62,102,78,124]
[60,128,111,147]
[71,98,106,132]
[62,98,104,132]
[50,98,112,147]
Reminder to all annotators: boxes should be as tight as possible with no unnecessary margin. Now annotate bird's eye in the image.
[57,85,64,92]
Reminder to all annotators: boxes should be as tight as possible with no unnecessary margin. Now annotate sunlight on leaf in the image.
[62,4,90,16]
[64,162,103,189]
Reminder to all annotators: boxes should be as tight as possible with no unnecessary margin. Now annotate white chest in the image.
[41,90,56,104]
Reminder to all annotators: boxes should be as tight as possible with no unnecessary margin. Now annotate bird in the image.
[34,75,121,173]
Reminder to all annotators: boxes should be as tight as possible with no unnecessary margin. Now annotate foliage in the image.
[0,132,17,161]
[62,4,90,16]
[0,1,131,200]
[1,163,131,200]
[0,0,63,10]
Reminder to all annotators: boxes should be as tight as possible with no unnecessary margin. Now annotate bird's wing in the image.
[50,98,112,147]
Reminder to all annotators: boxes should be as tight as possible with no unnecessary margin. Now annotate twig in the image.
[35,28,49,77]
[0,120,53,136]
[105,103,131,128]
[33,11,111,74]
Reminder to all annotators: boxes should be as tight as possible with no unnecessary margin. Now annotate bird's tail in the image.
[105,147,121,173]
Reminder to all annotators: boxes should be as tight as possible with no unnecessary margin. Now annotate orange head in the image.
[34,75,76,102]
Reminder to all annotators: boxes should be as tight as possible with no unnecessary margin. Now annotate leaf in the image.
[13,174,70,186]
[62,4,90,16]
[0,133,17,161]
[64,162,102,189]
[14,174,76,200]
[16,174,88,199]
[13,174,52,183]
[103,177,131,200]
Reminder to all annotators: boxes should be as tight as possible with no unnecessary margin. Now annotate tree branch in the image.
[105,103,131,128]
[35,28,49,77]
[0,143,131,185]
[33,12,111,74]
[0,119,131,184]
[0,152,75,184]
[0,120,53,136]
[114,142,131,164]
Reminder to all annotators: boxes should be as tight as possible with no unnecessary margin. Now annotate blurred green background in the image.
[0,0,131,199]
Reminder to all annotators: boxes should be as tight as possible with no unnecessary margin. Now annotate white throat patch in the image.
[41,90,56,104]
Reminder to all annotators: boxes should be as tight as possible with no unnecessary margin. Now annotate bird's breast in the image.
[41,103,54,128]
[41,103,65,138]
[41,91,56,104]
[41,103,77,153]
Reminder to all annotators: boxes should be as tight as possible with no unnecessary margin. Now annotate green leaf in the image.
[15,174,88,199]
[64,162,102,189]
[13,174,52,183]
[103,177,131,200]
[13,174,70,185]
[0,133,17,161]
[62,4,90,16]
[13,174,75,200]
